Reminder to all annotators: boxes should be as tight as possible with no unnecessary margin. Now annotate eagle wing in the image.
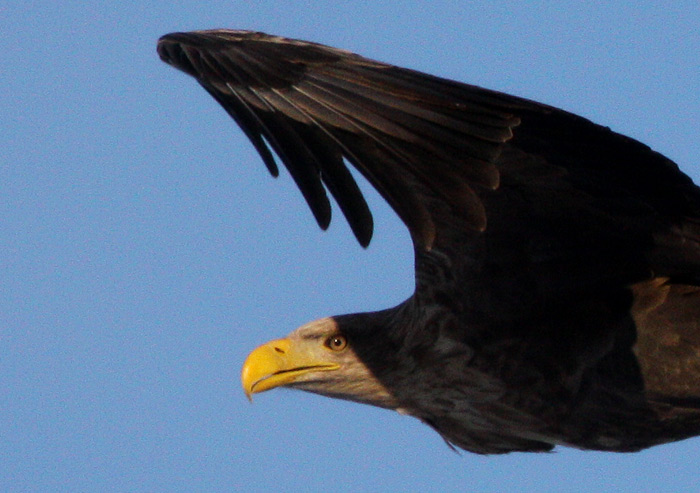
[157,29,700,302]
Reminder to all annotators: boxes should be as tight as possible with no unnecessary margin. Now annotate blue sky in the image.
[3,1,700,491]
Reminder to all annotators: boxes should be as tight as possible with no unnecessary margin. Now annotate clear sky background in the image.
[3,2,700,491]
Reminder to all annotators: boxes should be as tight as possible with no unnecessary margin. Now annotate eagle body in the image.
[158,30,700,454]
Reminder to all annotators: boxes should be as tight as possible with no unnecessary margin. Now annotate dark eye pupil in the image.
[333,338,342,346]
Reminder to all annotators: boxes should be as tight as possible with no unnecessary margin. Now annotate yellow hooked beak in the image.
[241,338,340,400]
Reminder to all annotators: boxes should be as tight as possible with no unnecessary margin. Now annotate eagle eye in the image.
[325,334,347,352]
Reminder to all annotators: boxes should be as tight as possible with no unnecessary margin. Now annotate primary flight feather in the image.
[158,30,700,454]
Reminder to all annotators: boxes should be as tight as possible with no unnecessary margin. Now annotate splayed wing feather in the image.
[157,30,517,248]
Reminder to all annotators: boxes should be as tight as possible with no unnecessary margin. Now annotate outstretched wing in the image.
[157,30,700,282]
